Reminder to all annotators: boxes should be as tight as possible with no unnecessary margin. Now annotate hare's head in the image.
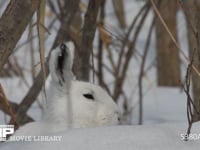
[47,42,120,128]
[69,80,120,127]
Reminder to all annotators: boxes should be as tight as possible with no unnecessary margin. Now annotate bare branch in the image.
[116,2,150,77]
[138,18,155,125]
[112,0,126,28]
[0,84,19,129]
[183,49,200,140]
[37,0,47,94]
[0,100,33,125]
[0,0,40,70]
[113,3,151,101]
[97,0,106,87]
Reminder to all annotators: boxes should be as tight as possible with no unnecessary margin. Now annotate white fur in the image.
[13,41,119,136]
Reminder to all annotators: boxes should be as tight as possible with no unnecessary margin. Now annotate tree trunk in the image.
[184,0,200,121]
[155,0,181,86]
[0,0,39,70]
[74,0,102,81]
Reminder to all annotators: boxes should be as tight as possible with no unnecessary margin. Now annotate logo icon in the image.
[0,125,14,141]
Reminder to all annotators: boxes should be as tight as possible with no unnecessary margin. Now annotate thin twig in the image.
[138,17,155,125]
[183,50,194,141]
[116,1,150,77]
[183,49,200,140]
[0,84,19,129]
[113,2,151,101]
[37,0,47,98]
[178,1,196,36]
[112,0,126,28]
[97,0,105,87]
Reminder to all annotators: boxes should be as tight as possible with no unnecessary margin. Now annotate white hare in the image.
[13,41,119,136]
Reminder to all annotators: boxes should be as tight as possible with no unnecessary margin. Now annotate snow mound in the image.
[1,123,200,150]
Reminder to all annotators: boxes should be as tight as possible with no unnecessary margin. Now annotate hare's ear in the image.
[49,41,75,85]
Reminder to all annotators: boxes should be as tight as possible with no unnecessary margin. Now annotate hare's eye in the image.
[83,93,94,101]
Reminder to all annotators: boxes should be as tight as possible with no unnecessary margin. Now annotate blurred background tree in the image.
[155,0,181,86]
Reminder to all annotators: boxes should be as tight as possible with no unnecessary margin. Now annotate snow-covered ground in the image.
[1,123,200,150]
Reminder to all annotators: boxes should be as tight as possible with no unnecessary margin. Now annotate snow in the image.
[1,123,200,150]
[143,86,187,124]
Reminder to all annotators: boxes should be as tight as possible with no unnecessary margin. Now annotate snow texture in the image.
[1,123,200,150]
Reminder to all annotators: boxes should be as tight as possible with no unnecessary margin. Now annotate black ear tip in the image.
[60,43,66,51]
